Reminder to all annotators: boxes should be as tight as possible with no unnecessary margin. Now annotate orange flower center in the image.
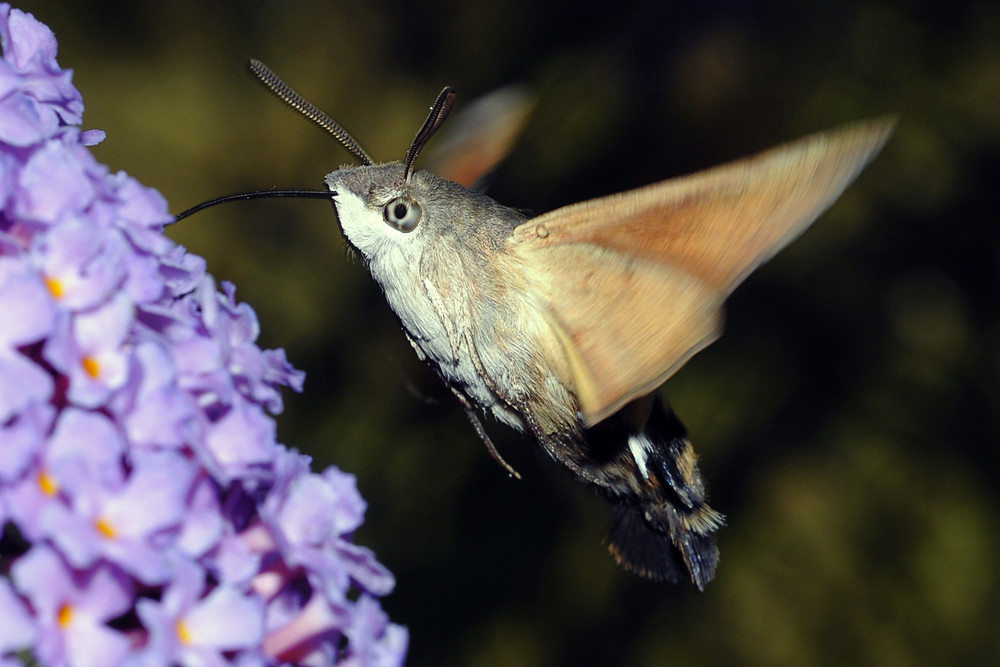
[38,470,58,496]
[94,517,117,539]
[82,356,101,379]
[45,276,64,299]
[58,603,73,627]
[176,619,193,644]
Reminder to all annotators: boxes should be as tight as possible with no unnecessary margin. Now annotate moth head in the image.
[246,59,458,264]
[323,88,469,272]
[325,164,438,266]
[171,63,495,276]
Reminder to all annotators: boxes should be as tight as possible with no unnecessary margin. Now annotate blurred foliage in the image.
[15,0,1000,664]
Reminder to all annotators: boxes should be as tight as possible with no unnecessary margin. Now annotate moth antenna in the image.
[169,189,336,224]
[404,86,456,183]
[249,59,374,166]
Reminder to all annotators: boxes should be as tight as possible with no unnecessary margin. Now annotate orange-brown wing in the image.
[424,85,533,187]
[509,117,895,426]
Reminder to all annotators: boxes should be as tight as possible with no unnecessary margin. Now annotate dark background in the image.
[17,0,999,664]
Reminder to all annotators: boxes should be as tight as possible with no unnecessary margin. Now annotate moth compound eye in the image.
[383,197,422,232]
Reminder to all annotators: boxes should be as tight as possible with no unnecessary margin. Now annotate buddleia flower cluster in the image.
[0,5,406,665]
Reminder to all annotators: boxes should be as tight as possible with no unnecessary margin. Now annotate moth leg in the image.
[449,385,521,480]
[509,395,603,486]
[459,329,600,486]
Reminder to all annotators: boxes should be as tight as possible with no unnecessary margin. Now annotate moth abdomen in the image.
[599,396,723,589]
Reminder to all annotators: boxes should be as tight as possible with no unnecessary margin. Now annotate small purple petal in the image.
[0,351,53,423]
[105,451,194,537]
[323,467,368,536]
[343,595,409,667]
[74,289,133,350]
[110,171,170,229]
[4,8,59,72]
[208,530,262,586]
[14,140,96,222]
[202,402,278,477]
[0,87,52,145]
[80,128,104,145]
[0,400,52,482]
[0,268,55,346]
[48,407,124,485]
[185,586,265,649]
[175,475,224,558]
[335,542,396,597]
[124,341,200,448]
[0,578,36,654]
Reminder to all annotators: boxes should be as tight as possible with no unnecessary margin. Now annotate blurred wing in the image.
[424,85,533,187]
[510,117,895,426]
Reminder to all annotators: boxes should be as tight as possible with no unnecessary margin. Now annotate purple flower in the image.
[40,451,194,584]
[259,464,396,602]
[32,217,127,310]
[12,545,133,667]
[136,558,265,667]
[0,4,406,666]
[43,291,134,407]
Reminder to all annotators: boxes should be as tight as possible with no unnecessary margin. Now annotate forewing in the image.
[424,85,534,187]
[510,118,894,425]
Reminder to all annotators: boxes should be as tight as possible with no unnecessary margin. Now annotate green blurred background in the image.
[17,0,999,664]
